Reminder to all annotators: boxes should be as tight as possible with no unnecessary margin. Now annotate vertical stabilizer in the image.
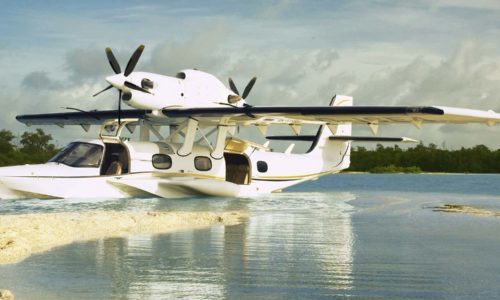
[307,95,352,170]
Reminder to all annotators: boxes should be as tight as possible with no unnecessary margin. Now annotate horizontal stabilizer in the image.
[330,136,418,143]
[267,135,418,143]
[266,135,316,141]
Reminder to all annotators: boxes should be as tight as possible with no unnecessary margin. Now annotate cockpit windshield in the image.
[48,142,103,168]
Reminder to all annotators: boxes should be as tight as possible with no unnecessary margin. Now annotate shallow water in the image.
[1,174,500,299]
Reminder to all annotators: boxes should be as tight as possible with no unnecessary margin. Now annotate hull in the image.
[0,172,285,200]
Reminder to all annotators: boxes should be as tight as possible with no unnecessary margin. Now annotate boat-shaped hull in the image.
[0,172,267,200]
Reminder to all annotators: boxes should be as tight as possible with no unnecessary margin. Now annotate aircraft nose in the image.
[105,74,124,89]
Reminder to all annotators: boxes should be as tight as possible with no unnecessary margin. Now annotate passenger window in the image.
[194,156,212,171]
[152,154,172,169]
[257,161,268,173]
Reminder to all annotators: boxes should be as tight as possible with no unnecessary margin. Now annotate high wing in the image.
[162,106,500,126]
[16,106,500,127]
[16,109,151,126]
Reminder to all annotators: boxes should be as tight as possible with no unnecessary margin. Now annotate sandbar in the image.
[433,204,500,217]
[0,210,246,265]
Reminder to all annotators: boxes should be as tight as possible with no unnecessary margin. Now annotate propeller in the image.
[242,76,257,99]
[105,47,121,74]
[93,45,146,125]
[228,78,240,95]
[124,81,152,94]
[124,45,144,76]
[92,84,113,97]
[228,76,257,103]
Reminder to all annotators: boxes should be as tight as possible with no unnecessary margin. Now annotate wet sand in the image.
[0,210,246,265]
[433,204,500,217]
[0,289,14,300]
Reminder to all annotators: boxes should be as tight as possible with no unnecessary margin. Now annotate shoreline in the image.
[341,171,499,175]
[0,210,246,265]
[433,204,500,217]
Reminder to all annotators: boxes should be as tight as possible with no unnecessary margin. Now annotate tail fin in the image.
[307,95,352,170]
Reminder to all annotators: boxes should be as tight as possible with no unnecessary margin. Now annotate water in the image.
[1,174,500,299]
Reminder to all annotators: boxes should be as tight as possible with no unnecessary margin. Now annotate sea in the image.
[1,174,500,299]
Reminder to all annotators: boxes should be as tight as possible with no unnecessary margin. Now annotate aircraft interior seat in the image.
[106,161,122,175]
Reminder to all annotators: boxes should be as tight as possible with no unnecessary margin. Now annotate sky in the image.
[2,0,500,149]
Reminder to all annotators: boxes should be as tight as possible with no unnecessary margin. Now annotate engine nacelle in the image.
[120,70,240,110]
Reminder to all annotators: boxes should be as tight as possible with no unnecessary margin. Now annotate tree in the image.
[0,130,15,153]
[19,128,56,154]
[15,128,59,164]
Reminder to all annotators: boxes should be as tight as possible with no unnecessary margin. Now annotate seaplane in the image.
[1,45,500,200]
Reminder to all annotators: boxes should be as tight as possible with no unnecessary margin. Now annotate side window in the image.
[194,156,212,171]
[152,154,172,169]
[257,161,268,173]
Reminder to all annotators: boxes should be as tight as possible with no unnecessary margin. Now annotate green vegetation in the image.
[0,129,499,174]
[368,165,422,174]
[0,129,59,166]
[349,143,500,173]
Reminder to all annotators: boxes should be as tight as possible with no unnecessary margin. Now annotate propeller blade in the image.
[242,76,257,99]
[124,81,152,94]
[118,90,122,125]
[228,77,240,95]
[92,84,113,97]
[124,45,145,77]
[105,48,121,74]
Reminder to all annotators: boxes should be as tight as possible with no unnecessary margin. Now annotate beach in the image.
[0,210,246,265]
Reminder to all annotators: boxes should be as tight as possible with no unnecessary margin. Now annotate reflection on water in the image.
[2,174,500,299]
[0,192,356,299]
[103,192,356,299]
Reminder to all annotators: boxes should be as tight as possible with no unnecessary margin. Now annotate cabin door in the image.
[100,143,130,175]
[224,153,251,185]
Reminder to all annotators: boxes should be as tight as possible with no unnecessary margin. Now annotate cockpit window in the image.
[49,142,103,168]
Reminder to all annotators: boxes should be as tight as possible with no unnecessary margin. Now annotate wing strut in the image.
[177,118,199,156]
[211,125,229,159]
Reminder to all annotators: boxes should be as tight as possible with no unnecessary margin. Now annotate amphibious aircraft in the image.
[1,45,500,199]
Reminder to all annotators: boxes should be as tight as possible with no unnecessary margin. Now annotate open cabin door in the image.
[100,143,130,175]
[224,153,251,185]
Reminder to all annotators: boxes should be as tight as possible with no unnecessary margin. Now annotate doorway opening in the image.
[224,153,251,185]
[100,143,130,175]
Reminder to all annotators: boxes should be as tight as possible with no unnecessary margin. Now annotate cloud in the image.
[354,40,500,109]
[6,30,500,149]
[21,71,54,90]
[257,0,299,19]
[349,40,500,148]
[147,20,232,75]
[65,47,111,81]
[427,0,500,10]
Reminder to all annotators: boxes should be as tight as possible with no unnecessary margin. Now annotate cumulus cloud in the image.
[427,0,500,10]
[65,47,112,81]
[6,35,500,149]
[21,71,54,90]
[147,21,232,75]
[349,40,500,148]
[257,0,299,19]
[353,40,500,109]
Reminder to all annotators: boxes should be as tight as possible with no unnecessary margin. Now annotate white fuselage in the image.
[1,94,354,200]
[0,135,350,200]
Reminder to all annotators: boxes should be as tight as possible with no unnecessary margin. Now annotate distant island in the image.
[349,143,500,173]
[1,128,499,173]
